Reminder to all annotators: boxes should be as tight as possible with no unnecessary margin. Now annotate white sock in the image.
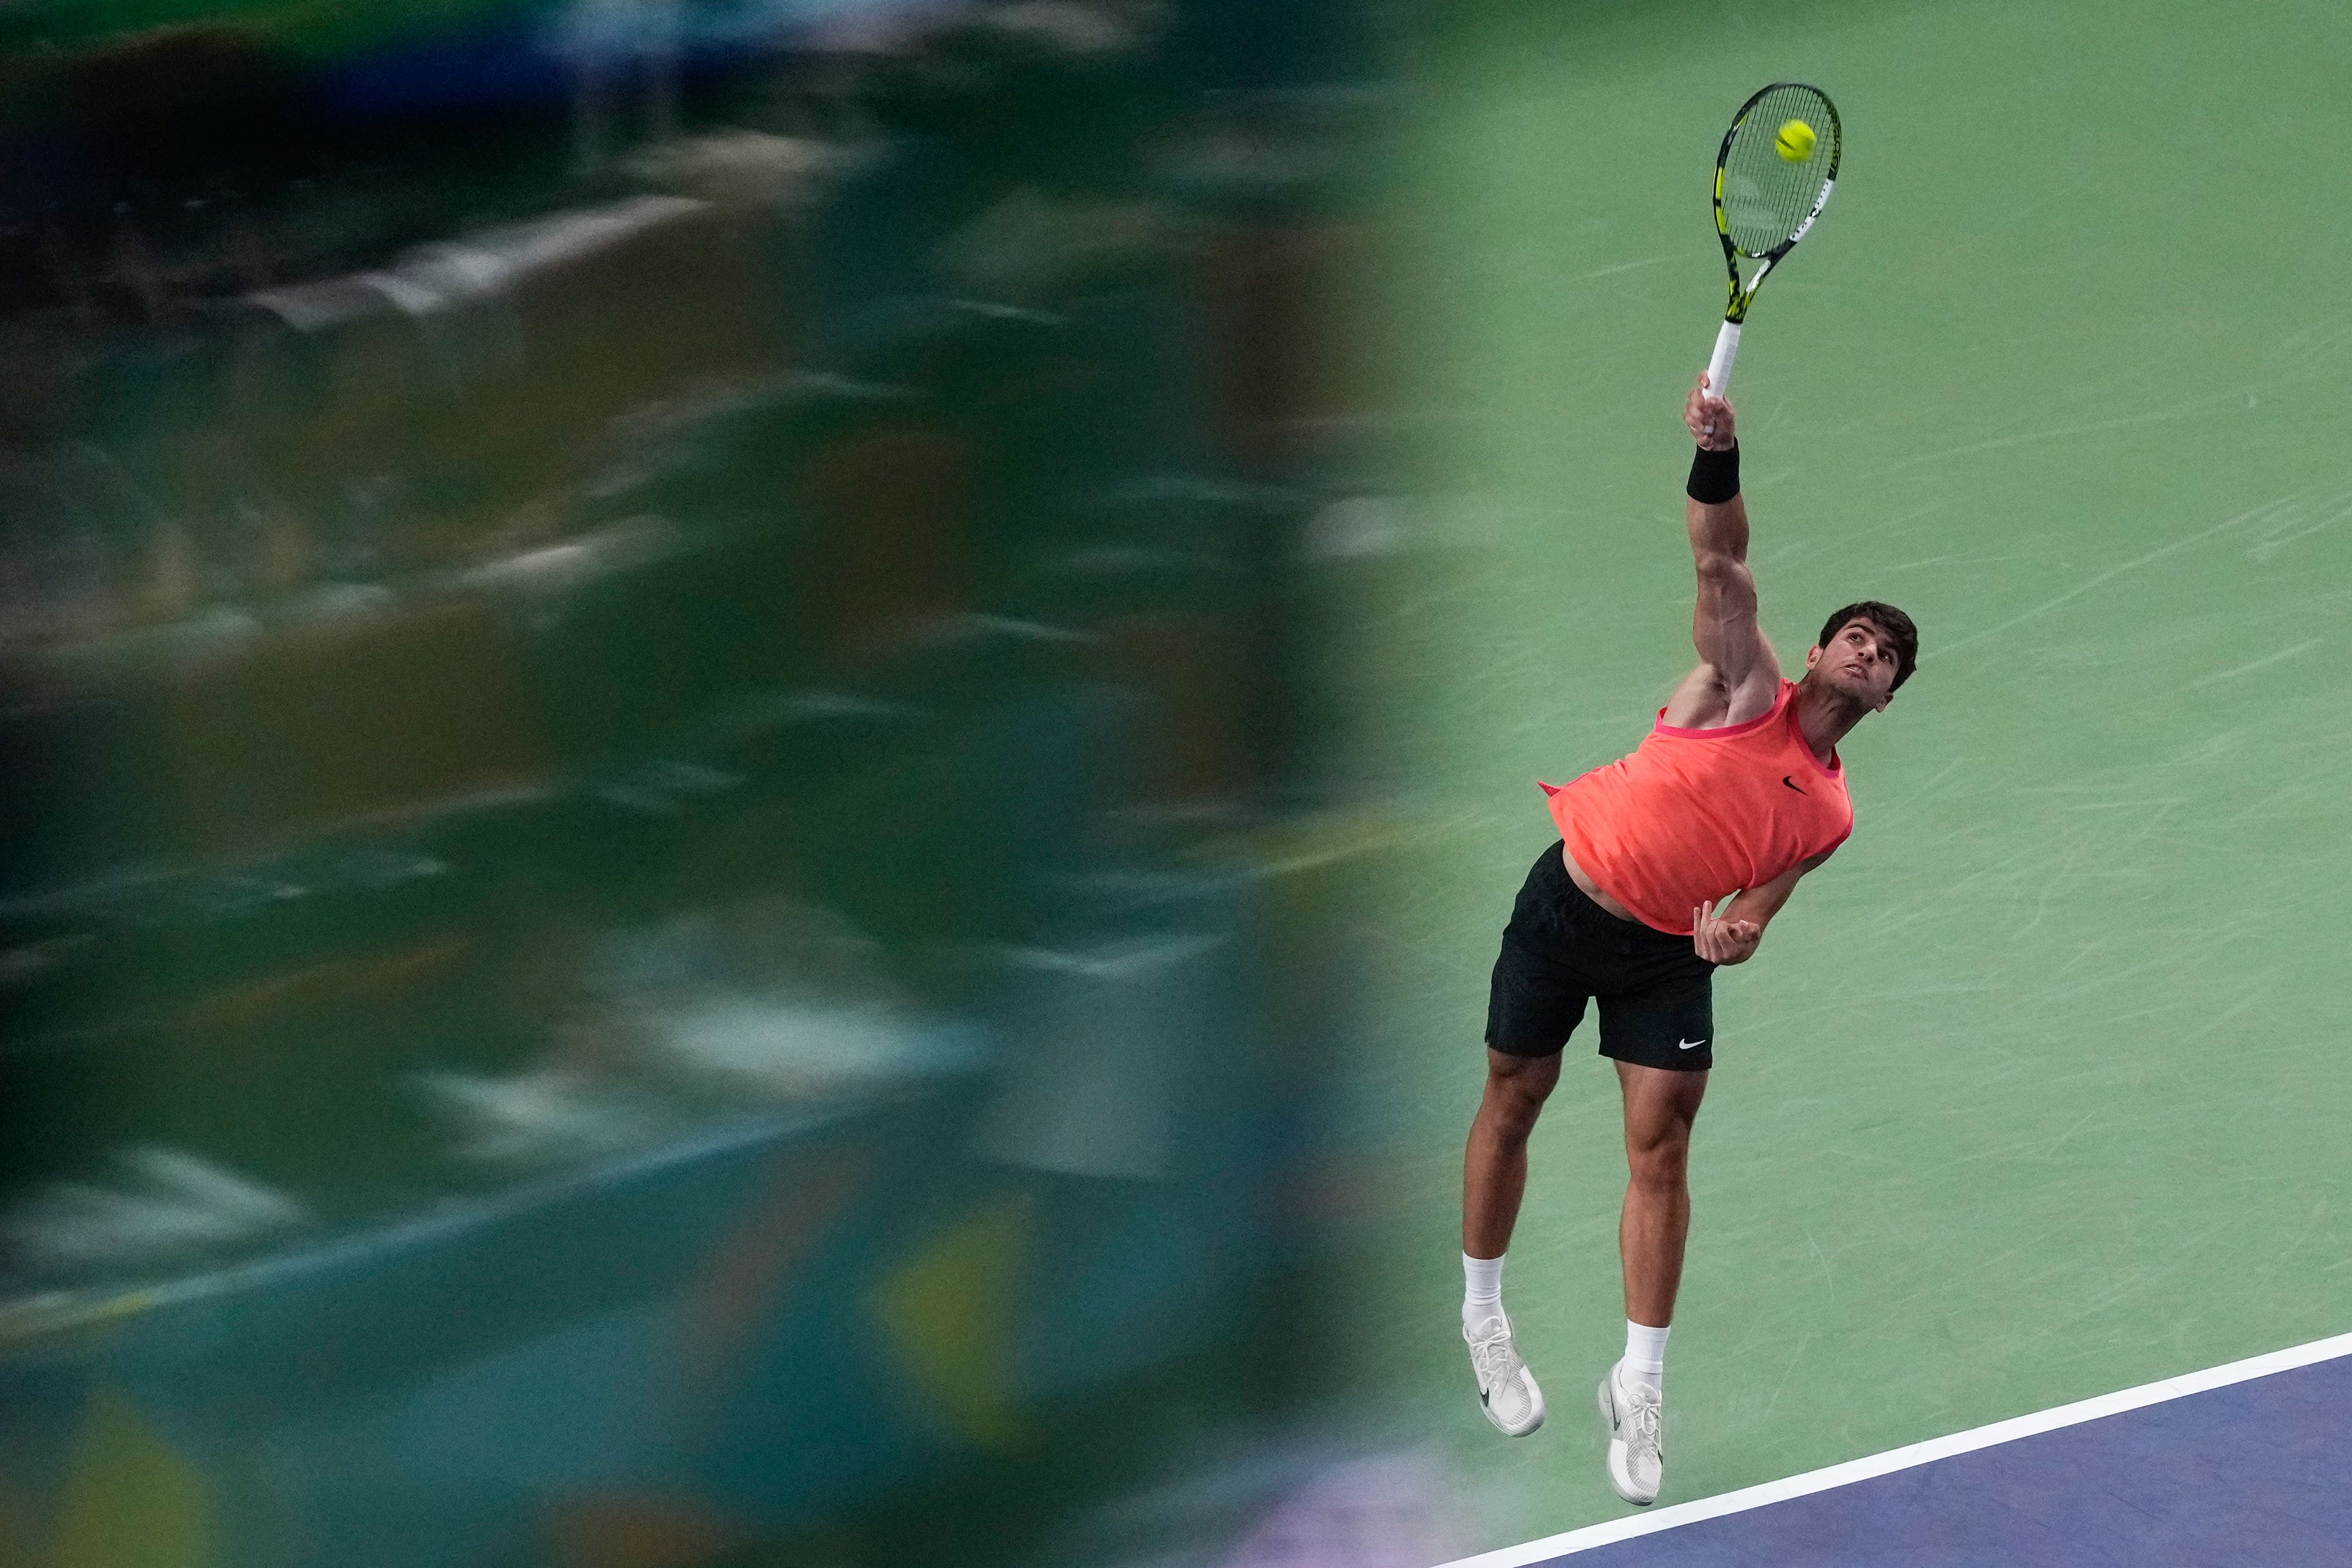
[1623,1320,1670,1391]
[1463,1253,1505,1329]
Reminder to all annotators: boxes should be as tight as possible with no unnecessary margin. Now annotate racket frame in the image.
[1703,82,1841,401]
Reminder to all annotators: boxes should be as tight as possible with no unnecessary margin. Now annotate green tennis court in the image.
[1360,0,2352,1553]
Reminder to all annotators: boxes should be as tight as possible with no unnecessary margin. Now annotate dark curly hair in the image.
[1816,601,1918,691]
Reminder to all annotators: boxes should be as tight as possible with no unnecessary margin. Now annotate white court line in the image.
[1435,1329,2352,1567]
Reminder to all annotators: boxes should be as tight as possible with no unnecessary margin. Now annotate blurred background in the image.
[0,3,1441,1564]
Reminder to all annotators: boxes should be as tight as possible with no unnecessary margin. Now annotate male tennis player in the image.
[1458,373,1917,1506]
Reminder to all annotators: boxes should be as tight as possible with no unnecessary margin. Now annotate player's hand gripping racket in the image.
[1702,82,1841,429]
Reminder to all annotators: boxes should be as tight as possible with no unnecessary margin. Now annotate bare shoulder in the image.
[1658,661,1783,731]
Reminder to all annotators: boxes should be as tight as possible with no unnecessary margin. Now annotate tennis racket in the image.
[1702,82,1841,417]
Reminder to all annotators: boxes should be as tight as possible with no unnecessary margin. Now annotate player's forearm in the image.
[1728,870,1801,929]
[1686,492,1749,567]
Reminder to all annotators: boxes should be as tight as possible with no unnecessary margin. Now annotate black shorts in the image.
[1485,842,1717,1072]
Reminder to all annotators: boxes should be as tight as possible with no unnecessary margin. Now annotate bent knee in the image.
[1626,1136,1691,1187]
[1487,1099,1547,1144]
[1483,1056,1559,1135]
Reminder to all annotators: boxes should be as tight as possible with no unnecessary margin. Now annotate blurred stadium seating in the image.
[0,2,1395,1562]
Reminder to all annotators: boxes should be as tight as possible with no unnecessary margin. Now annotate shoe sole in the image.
[1597,1375,1657,1506]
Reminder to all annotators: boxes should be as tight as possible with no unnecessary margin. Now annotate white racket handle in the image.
[1704,320,1742,403]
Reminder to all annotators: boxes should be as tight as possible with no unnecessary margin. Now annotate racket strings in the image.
[1719,84,1836,257]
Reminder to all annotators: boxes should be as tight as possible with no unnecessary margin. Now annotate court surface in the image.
[1357,0,2352,1558]
[1443,1333,2352,1566]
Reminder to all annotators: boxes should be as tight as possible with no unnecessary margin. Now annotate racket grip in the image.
[1704,321,1742,402]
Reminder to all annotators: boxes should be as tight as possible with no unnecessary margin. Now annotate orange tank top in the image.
[1542,680,1852,936]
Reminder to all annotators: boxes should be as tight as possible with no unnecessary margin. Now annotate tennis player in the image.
[1459,372,1918,1506]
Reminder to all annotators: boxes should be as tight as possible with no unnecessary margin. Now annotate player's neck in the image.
[1790,678,1867,764]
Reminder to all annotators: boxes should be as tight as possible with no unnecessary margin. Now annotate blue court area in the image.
[1515,1348,2352,1567]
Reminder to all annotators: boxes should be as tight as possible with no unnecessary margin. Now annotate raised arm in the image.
[1661,374,1783,729]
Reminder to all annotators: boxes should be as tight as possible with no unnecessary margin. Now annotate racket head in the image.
[1714,82,1841,263]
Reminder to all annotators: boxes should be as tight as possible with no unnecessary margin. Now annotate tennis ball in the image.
[1775,119,1817,162]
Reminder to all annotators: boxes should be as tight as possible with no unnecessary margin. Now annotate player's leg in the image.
[1462,1046,1560,1261]
[1591,952,1713,1504]
[1461,1045,1566,1439]
[1615,1060,1708,1330]
[1462,845,1596,1437]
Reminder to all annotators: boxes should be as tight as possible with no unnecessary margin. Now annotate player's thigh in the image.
[1614,1058,1709,1159]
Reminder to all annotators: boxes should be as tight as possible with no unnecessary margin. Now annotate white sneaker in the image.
[1463,1312,1545,1436]
[1597,1361,1663,1505]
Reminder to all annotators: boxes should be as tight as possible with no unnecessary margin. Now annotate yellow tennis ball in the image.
[1775,119,1817,162]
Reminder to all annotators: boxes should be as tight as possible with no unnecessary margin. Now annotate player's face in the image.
[1805,619,1901,709]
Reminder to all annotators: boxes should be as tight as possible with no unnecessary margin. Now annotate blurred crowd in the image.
[0,3,1428,1566]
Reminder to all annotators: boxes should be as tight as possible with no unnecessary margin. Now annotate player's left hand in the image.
[1692,900,1762,965]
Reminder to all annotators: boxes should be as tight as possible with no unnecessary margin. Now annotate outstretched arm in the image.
[1661,374,1783,729]
[1692,850,1833,965]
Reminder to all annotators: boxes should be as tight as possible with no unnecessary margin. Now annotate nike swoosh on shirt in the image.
[1782,775,1806,793]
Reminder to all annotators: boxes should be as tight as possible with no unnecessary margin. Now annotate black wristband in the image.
[1687,442,1740,505]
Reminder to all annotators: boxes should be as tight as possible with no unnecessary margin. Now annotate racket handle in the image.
[1704,321,1742,403]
